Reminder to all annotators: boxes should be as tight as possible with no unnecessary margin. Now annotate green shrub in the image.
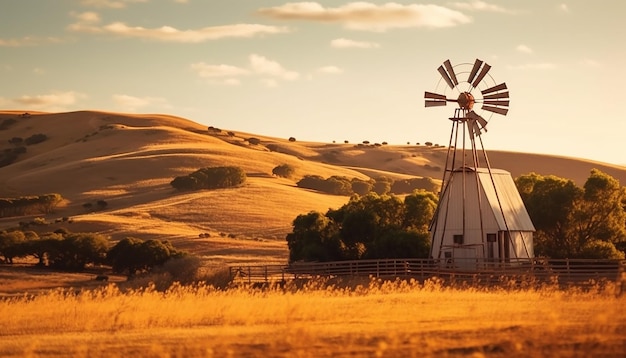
[24,133,48,145]
[171,166,246,191]
[272,164,296,178]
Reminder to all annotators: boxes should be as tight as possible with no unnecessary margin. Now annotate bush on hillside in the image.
[24,133,48,145]
[171,166,246,191]
[272,164,296,178]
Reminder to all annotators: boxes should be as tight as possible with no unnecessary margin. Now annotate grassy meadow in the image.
[1,276,624,357]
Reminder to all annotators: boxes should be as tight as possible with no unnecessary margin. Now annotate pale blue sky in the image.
[1,1,624,165]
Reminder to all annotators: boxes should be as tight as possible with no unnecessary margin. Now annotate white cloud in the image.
[0,36,63,47]
[559,3,569,12]
[258,2,471,32]
[112,94,170,111]
[451,1,511,13]
[516,44,533,54]
[331,38,380,49]
[317,66,343,74]
[192,54,300,86]
[68,13,290,42]
[507,63,557,70]
[80,0,147,9]
[249,54,299,80]
[190,63,250,78]
[12,91,86,111]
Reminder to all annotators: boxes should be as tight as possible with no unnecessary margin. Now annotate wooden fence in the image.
[229,258,626,288]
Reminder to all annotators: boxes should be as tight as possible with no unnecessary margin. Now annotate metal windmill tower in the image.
[424,59,534,267]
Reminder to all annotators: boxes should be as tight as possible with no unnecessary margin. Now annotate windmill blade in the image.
[437,60,456,89]
[467,59,483,85]
[482,91,509,100]
[467,110,488,130]
[483,100,510,107]
[443,60,459,87]
[481,82,507,95]
[482,105,509,115]
[425,100,447,107]
[471,63,492,88]
[424,91,447,100]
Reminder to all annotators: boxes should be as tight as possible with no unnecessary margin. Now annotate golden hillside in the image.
[1,110,625,265]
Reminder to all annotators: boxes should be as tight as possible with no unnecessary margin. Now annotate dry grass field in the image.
[0,277,624,357]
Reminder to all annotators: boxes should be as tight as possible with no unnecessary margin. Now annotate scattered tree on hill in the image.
[516,169,626,259]
[171,166,246,191]
[288,137,296,142]
[0,194,63,218]
[24,133,48,145]
[272,164,296,178]
[247,137,261,145]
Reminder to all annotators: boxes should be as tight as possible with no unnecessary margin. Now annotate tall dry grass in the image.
[1,277,624,357]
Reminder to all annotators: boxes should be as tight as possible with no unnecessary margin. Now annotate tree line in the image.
[0,194,63,218]
[0,229,185,277]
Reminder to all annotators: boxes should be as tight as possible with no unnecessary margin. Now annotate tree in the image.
[108,237,184,277]
[516,170,626,259]
[272,164,295,178]
[286,211,342,262]
[0,230,27,263]
[47,233,109,270]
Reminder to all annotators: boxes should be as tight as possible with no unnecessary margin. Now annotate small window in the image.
[487,233,497,243]
[453,234,464,245]
[444,251,452,258]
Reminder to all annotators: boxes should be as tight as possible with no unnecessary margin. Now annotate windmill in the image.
[424,59,534,269]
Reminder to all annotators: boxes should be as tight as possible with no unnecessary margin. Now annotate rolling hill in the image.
[1,110,625,266]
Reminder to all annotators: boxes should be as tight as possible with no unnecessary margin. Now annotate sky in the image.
[1,0,625,166]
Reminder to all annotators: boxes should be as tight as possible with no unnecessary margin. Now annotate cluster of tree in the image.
[516,169,626,259]
[0,194,63,218]
[286,191,437,262]
[170,166,246,191]
[0,229,185,276]
[295,175,439,196]
[1,132,48,168]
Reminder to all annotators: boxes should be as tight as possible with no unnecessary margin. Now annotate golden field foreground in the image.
[0,278,624,357]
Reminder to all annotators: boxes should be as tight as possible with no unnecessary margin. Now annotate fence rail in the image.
[229,258,626,288]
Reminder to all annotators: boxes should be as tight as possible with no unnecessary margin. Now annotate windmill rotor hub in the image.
[457,92,475,110]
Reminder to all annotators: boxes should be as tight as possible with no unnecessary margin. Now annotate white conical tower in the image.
[424,59,534,269]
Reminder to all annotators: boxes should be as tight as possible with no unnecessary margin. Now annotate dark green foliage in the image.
[171,166,246,191]
[24,133,47,145]
[516,169,626,259]
[0,118,17,130]
[108,237,184,277]
[247,137,261,145]
[47,232,110,270]
[296,175,353,195]
[391,177,439,194]
[0,230,27,263]
[287,192,437,262]
[272,164,295,178]
[8,137,23,145]
[0,194,63,218]
[351,179,373,196]
[372,176,392,195]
